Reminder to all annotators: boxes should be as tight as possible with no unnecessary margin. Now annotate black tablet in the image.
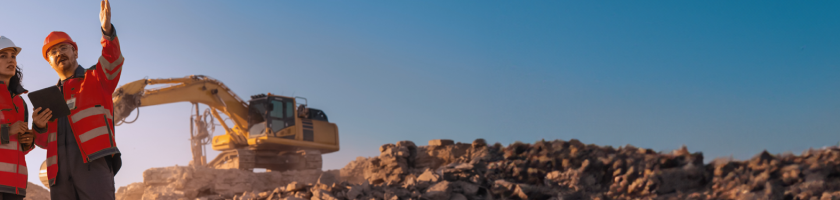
[27,85,71,121]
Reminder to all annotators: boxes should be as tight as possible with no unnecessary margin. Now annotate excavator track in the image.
[299,150,323,170]
[208,149,256,171]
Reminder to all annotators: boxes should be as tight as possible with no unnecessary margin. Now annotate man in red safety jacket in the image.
[32,1,124,199]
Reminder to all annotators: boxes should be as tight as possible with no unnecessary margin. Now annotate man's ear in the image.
[74,49,79,60]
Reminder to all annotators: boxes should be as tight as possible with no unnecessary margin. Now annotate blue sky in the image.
[1,0,839,189]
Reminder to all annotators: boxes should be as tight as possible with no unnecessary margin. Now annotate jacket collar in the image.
[58,65,85,85]
[0,80,28,97]
[11,81,26,95]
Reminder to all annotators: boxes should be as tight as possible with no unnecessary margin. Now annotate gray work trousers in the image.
[50,118,115,200]
[0,193,24,200]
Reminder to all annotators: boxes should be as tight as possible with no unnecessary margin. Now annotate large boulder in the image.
[116,182,146,200]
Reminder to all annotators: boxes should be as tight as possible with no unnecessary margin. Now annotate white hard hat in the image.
[0,36,22,56]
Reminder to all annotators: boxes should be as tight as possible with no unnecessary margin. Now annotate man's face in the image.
[0,49,17,78]
[47,43,78,72]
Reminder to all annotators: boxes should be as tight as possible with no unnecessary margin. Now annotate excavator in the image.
[38,75,339,188]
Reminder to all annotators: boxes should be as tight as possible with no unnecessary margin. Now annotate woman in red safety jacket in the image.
[0,35,36,200]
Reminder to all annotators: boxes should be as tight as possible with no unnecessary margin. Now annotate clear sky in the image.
[1,0,839,189]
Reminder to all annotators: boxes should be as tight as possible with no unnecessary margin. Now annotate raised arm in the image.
[92,0,124,94]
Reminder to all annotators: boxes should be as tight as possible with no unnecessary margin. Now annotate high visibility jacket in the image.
[34,25,124,186]
[0,82,32,196]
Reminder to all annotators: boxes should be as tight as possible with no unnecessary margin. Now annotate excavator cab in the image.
[244,94,338,154]
[247,94,297,138]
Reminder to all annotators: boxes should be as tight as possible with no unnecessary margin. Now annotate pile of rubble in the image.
[117,139,840,200]
[115,165,334,200]
[23,182,50,200]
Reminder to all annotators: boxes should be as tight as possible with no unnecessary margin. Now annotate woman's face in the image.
[0,49,16,78]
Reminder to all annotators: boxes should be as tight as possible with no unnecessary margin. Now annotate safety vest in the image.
[0,82,31,195]
[34,30,124,186]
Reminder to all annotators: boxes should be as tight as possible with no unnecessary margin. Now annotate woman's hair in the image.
[7,66,22,94]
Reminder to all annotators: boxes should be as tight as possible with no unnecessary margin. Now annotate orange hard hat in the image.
[42,31,78,61]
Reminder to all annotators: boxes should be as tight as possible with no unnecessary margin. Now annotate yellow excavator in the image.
[39,75,339,187]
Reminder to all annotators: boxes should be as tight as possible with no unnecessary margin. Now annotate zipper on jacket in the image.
[62,83,89,163]
[104,115,115,147]
[15,117,22,194]
[65,115,90,163]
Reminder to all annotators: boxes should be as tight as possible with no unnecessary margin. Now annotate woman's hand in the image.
[11,121,27,136]
[17,131,34,150]
[33,107,52,129]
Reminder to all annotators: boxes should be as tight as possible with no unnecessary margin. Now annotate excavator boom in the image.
[113,75,250,135]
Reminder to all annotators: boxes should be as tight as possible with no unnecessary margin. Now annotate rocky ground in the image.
[105,138,840,200]
[23,182,50,200]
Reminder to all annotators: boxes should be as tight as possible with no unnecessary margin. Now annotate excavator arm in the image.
[112,75,252,146]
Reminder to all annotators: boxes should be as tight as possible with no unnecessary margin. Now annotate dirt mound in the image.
[118,139,840,200]
[115,165,333,200]
[23,182,50,200]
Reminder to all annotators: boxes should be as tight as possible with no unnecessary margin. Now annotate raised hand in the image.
[33,107,53,129]
[100,0,112,34]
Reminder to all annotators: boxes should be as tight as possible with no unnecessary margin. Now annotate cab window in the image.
[270,101,285,118]
[268,99,296,133]
[286,102,294,118]
[247,102,266,128]
[271,119,286,133]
